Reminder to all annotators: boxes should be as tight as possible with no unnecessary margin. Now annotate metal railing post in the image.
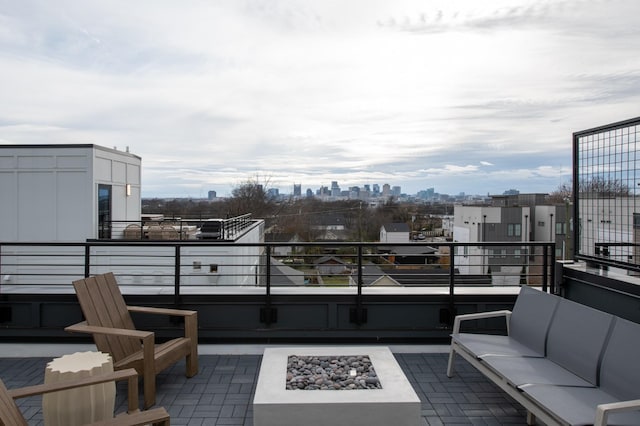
[543,244,549,292]
[448,244,456,326]
[260,245,276,325]
[550,242,556,294]
[174,245,181,303]
[84,244,91,278]
[355,244,365,324]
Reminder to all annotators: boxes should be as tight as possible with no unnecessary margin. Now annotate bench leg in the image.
[526,411,536,425]
[446,348,456,378]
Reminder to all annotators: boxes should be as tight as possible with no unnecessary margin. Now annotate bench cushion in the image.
[545,297,614,385]
[509,286,560,355]
[482,297,615,388]
[481,355,595,387]
[600,317,640,399]
[522,385,640,426]
[452,286,559,358]
[452,333,544,358]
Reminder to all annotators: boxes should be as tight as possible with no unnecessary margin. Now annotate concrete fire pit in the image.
[253,346,421,426]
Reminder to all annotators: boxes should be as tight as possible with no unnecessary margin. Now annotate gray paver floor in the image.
[1,353,528,425]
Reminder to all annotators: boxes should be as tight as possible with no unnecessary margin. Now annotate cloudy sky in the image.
[1,0,639,198]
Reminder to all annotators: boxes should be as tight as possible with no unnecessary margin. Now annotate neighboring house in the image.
[348,264,401,287]
[310,213,350,241]
[269,258,305,286]
[264,233,304,256]
[453,194,572,284]
[380,223,410,243]
[378,245,439,265]
[315,256,349,275]
[349,265,491,287]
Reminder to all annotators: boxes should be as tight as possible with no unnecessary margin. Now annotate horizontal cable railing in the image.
[0,241,556,296]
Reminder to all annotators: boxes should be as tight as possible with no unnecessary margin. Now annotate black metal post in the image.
[543,244,548,292]
[448,245,456,325]
[174,245,181,304]
[84,244,91,278]
[260,245,276,324]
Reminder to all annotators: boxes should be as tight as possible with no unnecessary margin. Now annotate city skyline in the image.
[1,1,640,197]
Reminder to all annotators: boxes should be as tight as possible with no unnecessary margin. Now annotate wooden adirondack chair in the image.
[0,368,170,426]
[65,272,198,409]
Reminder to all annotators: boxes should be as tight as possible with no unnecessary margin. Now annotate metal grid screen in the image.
[574,116,640,270]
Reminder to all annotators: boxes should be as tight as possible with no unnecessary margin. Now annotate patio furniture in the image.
[65,272,198,409]
[123,224,142,239]
[1,368,170,426]
[447,286,640,426]
[447,285,559,378]
[43,351,115,426]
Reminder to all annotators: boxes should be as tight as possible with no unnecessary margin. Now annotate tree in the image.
[227,178,275,218]
[549,181,573,204]
[579,176,630,197]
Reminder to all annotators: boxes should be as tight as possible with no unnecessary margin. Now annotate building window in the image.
[507,223,522,237]
[98,184,112,239]
[537,221,545,227]
[556,222,566,235]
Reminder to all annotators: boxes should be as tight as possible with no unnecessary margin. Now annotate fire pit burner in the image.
[287,355,381,390]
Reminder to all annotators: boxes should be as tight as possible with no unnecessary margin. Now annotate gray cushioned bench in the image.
[447,286,640,426]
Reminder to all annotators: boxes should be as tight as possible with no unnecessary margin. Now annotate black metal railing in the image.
[103,213,254,241]
[0,241,556,296]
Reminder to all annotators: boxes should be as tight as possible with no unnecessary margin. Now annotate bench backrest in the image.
[599,317,640,398]
[510,286,560,355]
[546,298,615,385]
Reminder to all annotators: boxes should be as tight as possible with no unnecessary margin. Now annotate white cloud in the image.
[0,0,639,196]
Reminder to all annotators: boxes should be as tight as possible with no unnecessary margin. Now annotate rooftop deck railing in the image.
[0,240,555,295]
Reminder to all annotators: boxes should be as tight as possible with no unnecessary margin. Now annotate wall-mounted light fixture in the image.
[126,184,131,196]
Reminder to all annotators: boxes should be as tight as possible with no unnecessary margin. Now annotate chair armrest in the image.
[8,368,140,413]
[594,399,640,426]
[452,310,512,334]
[127,306,198,342]
[127,305,197,317]
[65,321,153,340]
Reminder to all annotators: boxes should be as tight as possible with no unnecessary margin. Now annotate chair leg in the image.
[446,348,456,378]
[186,351,198,378]
[526,411,536,425]
[143,370,156,409]
[185,315,198,378]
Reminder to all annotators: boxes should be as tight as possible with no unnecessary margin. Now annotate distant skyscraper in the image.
[267,188,279,198]
[293,184,301,197]
[372,184,380,196]
[392,186,401,196]
[208,190,217,200]
[331,181,341,197]
[382,183,391,196]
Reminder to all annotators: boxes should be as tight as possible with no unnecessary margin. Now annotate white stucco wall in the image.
[0,144,141,242]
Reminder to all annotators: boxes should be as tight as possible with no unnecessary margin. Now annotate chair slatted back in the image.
[72,272,142,362]
[0,379,28,426]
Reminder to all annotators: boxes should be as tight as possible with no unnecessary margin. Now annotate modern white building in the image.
[453,204,531,280]
[0,144,141,242]
[0,144,267,290]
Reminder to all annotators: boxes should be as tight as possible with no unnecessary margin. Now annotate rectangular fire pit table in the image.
[253,346,421,426]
